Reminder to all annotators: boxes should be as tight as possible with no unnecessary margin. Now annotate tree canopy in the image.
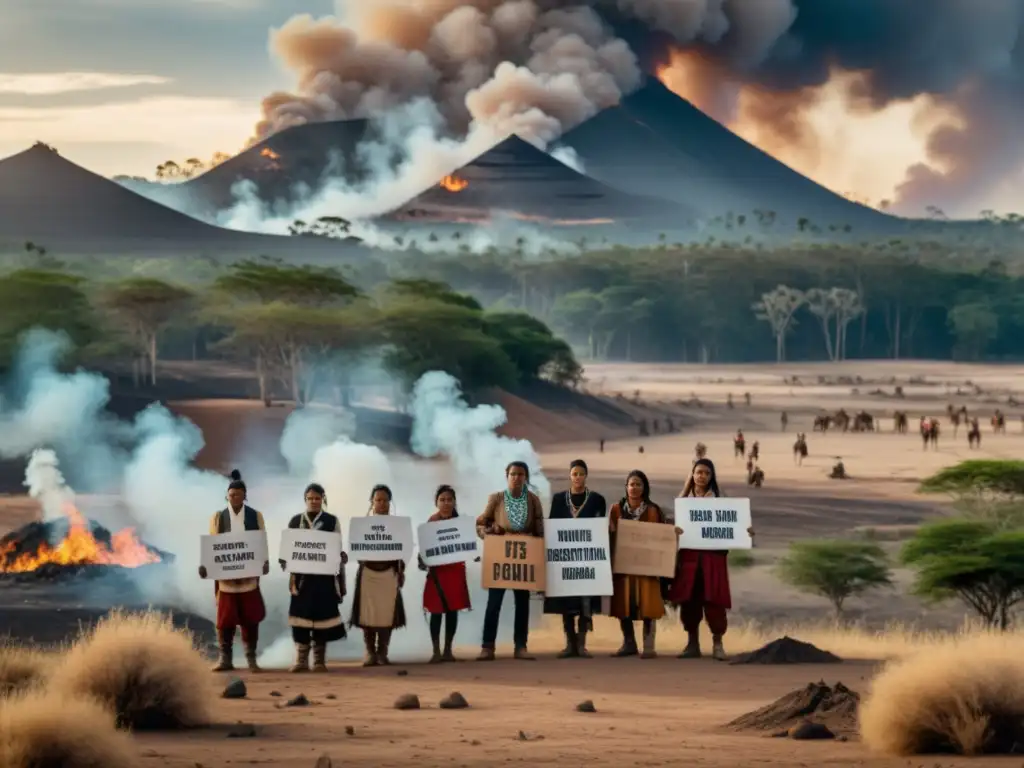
[775,539,893,618]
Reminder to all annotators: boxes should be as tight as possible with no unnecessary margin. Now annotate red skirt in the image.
[423,562,471,614]
[667,550,732,609]
[216,587,267,629]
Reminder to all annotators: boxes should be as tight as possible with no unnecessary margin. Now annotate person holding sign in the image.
[418,484,472,663]
[608,469,668,659]
[543,459,607,659]
[668,458,753,661]
[349,485,406,667]
[476,461,544,661]
[280,483,347,673]
[198,470,269,673]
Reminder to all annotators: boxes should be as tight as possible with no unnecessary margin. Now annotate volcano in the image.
[385,134,692,227]
[0,503,171,582]
[0,143,370,257]
[560,80,901,232]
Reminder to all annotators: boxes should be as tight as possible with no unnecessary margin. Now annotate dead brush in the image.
[47,610,214,730]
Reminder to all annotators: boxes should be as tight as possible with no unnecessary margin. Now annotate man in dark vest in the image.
[198,469,269,672]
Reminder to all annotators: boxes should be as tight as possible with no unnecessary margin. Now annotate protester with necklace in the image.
[543,459,607,658]
[476,461,544,661]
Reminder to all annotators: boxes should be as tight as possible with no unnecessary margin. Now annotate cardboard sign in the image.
[612,519,677,578]
[417,517,478,567]
[481,534,546,591]
[675,498,753,550]
[544,517,613,598]
[279,528,343,575]
[349,515,413,562]
[200,530,268,580]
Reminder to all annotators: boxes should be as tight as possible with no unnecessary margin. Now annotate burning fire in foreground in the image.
[0,502,161,573]
[439,174,469,192]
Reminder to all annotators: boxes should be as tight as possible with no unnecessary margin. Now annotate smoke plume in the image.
[251,0,1024,218]
[0,328,549,664]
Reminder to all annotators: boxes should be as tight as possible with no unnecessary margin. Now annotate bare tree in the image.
[833,288,864,361]
[805,287,839,361]
[752,285,805,362]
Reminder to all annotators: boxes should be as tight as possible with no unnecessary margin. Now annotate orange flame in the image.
[439,174,468,192]
[0,502,160,573]
[260,147,280,161]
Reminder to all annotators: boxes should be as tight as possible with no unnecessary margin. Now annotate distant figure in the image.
[727,393,734,409]
[599,438,606,453]
[780,411,788,432]
[920,417,940,450]
[947,404,962,437]
[992,409,1007,434]
[829,457,847,480]
[653,419,660,434]
[747,463,764,488]
[638,445,645,454]
[893,411,908,434]
[748,441,760,462]
[967,418,981,449]
[638,419,649,437]
[693,442,707,466]
[733,430,746,459]
[813,414,831,432]
[793,433,808,465]
[744,392,751,406]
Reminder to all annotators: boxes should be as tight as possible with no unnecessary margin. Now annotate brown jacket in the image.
[476,490,544,538]
[608,501,667,620]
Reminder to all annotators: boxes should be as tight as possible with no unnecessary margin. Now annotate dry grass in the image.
[860,633,1024,755]
[0,642,50,696]
[534,614,1021,660]
[47,610,214,731]
[0,690,137,768]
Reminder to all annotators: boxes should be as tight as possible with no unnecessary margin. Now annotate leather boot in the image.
[211,630,234,672]
[514,646,536,661]
[640,622,657,659]
[711,634,727,661]
[442,635,457,662]
[244,644,261,672]
[577,627,592,659]
[611,621,638,657]
[312,642,328,672]
[376,629,392,665]
[557,627,578,659]
[678,630,702,659]
[362,629,379,667]
[476,645,496,661]
[290,643,310,673]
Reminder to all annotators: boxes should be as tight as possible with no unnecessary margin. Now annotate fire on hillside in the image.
[439,174,468,192]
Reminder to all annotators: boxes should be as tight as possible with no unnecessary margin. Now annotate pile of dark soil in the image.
[727,681,860,736]
[730,636,842,665]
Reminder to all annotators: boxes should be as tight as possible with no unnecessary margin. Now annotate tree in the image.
[551,290,603,358]
[775,540,893,618]
[483,311,579,383]
[948,302,998,360]
[832,288,864,361]
[804,287,840,361]
[920,460,1024,529]
[99,278,192,386]
[901,520,1024,629]
[0,270,98,364]
[752,285,805,362]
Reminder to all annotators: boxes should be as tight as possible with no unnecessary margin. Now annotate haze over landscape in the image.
[3,3,1024,768]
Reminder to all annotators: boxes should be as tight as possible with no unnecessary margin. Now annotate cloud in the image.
[0,72,171,96]
[0,95,257,175]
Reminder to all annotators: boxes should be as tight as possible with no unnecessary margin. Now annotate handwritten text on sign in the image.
[544,518,613,598]
[481,535,546,591]
[279,529,342,575]
[675,498,752,550]
[612,519,677,578]
[200,530,268,580]
[348,515,413,562]
[417,517,478,567]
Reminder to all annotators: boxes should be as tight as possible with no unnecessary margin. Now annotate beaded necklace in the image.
[504,489,528,532]
[566,488,590,518]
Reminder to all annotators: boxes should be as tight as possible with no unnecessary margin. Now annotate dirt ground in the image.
[3,360,1024,766]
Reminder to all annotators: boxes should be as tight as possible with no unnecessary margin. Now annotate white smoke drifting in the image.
[0,329,550,664]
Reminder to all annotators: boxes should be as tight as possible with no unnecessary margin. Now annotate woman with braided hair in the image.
[279,483,347,673]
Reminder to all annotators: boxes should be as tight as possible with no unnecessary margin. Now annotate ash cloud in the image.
[253,0,1024,218]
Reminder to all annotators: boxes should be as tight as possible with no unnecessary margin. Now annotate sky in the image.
[0,0,1009,215]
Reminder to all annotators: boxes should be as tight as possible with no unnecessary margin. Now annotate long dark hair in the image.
[434,484,458,518]
[620,469,652,509]
[688,458,721,497]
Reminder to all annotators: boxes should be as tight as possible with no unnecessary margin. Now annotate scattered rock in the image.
[789,720,835,740]
[396,669,409,676]
[726,681,860,737]
[345,725,355,736]
[269,690,282,697]
[394,693,420,710]
[730,636,842,665]
[314,755,333,768]
[517,731,543,741]
[576,700,597,713]
[286,694,310,707]
[470,740,481,746]
[222,678,247,699]
[439,691,469,710]
[326,694,337,700]
[226,723,257,738]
